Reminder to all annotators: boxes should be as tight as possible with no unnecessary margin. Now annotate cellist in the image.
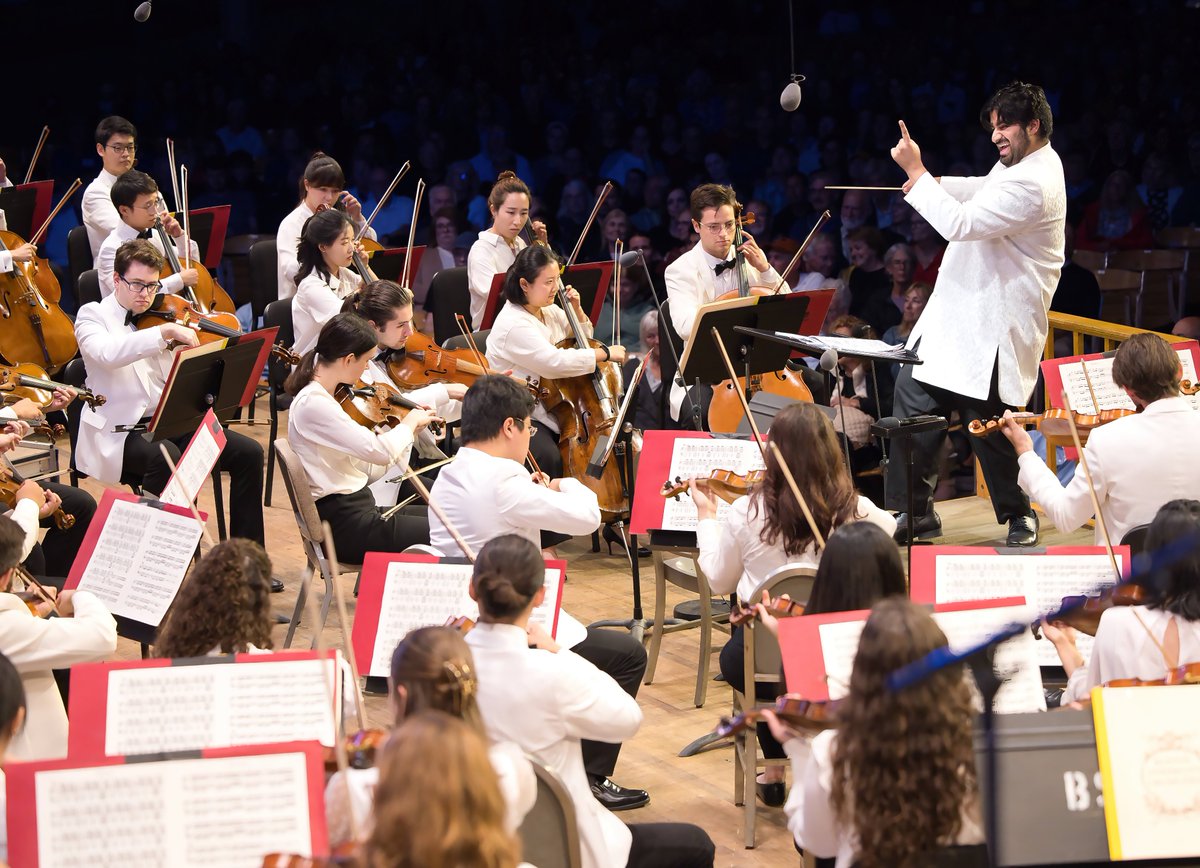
[0,158,35,272]
[663,183,782,425]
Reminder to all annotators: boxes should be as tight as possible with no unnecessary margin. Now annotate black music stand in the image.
[0,185,38,238]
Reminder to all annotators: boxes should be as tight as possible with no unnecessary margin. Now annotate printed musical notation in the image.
[1056,350,1198,415]
[660,438,766,531]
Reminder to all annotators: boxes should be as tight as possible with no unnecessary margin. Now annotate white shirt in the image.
[275,203,376,301]
[94,220,200,299]
[1016,397,1200,544]
[904,145,1066,404]
[324,739,536,849]
[3,498,41,562]
[1063,606,1200,703]
[292,267,363,357]
[286,380,415,500]
[0,590,117,760]
[785,729,984,866]
[82,168,122,257]
[486,301,595,431]
[697,494,897,601]
[467,231,526,329]
[0,199,10,272]
[467,622,640,868]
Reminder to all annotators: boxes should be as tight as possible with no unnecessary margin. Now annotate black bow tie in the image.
[124,309,138,326]
[136,229,154,240]
[714,258,737,276]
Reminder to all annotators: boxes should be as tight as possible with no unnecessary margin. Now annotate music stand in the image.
[364,246,426,284]
[0,182,51,239]
[480,260,614,329]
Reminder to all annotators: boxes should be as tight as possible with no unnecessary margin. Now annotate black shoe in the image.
[364,676,389,696]
[589,776,650,811]
[893,510,942,543]
[602,525,651,558]
[271,578,285,593]
[273,613,290,624]
[756,781,786,807]
[1007,513,1039,547]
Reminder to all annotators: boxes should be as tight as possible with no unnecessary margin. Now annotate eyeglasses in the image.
[513,418,538,436]
[119,276,162,295]
[700,221,736,235]
[134,196,164,213]
[106,143,137,154]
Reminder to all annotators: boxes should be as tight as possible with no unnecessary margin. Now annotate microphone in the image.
[779,74,805,112]
[133,0,152,20]
[618,249,641,268]
[818,347,838,373]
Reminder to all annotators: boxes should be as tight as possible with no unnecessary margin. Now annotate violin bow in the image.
[1078,358,1101,415]
[320,522,367,732]
[156,443,217,548]
[358,161,411,242]
[453,313,489,372]
[166,138,182,214]
[399,179,425,291]
[180,165,192,271]
[28,179,82,247]
[770,210,831,295]
[710,326,826,549]
[1059,390,1121,583]
[396,458,477,562]
[23,126,49,185]
[565,181,612,270]
[18,565,61,617]
[612,240,623,348]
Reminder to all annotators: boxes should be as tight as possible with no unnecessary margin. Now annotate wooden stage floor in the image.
[58,408,1091,866]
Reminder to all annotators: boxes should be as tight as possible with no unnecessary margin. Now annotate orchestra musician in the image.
[94,169,199,299]
[285,312,435,564]
[466,171,547,330]
[292,209,364,357]
[81,116,138,257]
[0,650,25,865]
[486,244,626,482]
[663,183,782,425]
[884,82,1066,547]
[465,534,716,867]
[276,152,376,301]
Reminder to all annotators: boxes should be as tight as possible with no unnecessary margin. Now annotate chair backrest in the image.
[425,266,472,344]
[1120,522,1151,557]
[77,269,101,308]
[1107,248,1187,272]
[1094,268,1142,293]
[66,225,92,294]
[248,237,279,322]
[1072,249,1108,273]
[518,761,582,868]
[744,565,819,684]
[443,328,490,356]
[273,438,326,551]
[264,298,296,391]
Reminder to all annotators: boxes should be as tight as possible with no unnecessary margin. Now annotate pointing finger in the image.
[898,120,911,142]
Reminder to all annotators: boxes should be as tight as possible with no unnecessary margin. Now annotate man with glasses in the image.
[664,183,782,425]
[82,116,139,257]
[94,169,199,299]
[74,240,273,580]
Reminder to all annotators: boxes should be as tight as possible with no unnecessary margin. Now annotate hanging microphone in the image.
[134,0,152,21]
[818,347,838,373]
[780,74,805,112]
[618,249,641,268]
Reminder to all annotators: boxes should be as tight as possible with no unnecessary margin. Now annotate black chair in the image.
[443,329,490,356]
[263,297,295,507]
[66,225,93,309]
[1120,523,1151,557]
[76,269,101,308]
[248,238,279,326]
[61,357,88,487]
[424,266,472,345]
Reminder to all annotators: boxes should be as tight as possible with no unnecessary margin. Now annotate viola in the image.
[660,469,765,505]
[729,594,805,627]
[0,461,73,530]
[385,333,491,390]
[0,229,78,372]
[1056,582,1150,637]
[1106,662,1200,688]
[323,726,388,774]
[968,407,1135,438]
[335,379,444,437]
[716,694,838,739]
[130,293,300,365]
[0,361,105,410]
[1181,380,1200,396]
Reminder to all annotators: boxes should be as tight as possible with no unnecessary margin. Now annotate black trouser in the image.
[529,424,577,549]
[23,481,97,578]
[626,822,715,867]
[572,627,647,780]
[674,382,713,431]
[885,357,1031,524]
[122,425,266,545]
[719,626,785,760]
[315,486,429,565]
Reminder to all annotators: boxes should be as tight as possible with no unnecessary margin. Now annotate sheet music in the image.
[367,561,562,676]
[933,554,1122,666]
[660,438,766,531]
[784,333,908,356]
[75,499,203,625]
[32,752,313,867]
[816,620,866,701]
[160,411,224,508]
[104,657,339,754]
[1056,350,1199,414]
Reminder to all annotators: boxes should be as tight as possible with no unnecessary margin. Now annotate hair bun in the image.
[496,170,518,182]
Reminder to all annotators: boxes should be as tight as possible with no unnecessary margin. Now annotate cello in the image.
[162,147,236,313]
[706,209,830,433]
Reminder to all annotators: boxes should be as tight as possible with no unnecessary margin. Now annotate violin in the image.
[130,293,300,365]
[323,726,388,774]
[262,846,359,867]
[0,461,73,530]
[335,380,443,437]
[1055,582,1150,637]
[729,594,805,627]
[707,210,831,434]
[967,407,1134,439]
[1106,662,1200,688]
[385,333,496,390]
[659,469,765,505]
[716,694,838,739]
[0,361,105,410]
[0,229,78,372]
[1181,380,1200,396]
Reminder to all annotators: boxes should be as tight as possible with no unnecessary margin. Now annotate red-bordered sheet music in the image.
[351,553,567,677]
[188,204,230,268]
[6,741,328,867]
[1042,341,1200,415]
[159,407,226,508]
[68,649,342,758]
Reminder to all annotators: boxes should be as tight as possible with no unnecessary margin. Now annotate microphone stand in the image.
[833,360,853,473]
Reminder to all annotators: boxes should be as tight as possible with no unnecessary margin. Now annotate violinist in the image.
[0,650,24,865]
[486,244,626,480]
[464,535,716,866]
[0,515,117,762]
[81,116,137,256]
[292,209,363,357]
[466,171,547,329]
[663,183,781,424]
[1052,499,1200,703]
[998,333,1200,544]
[277,152,375,301]
[94,169,200,298]
[75,241,272,568]
[285,312,435,564]
[762,598,983,866]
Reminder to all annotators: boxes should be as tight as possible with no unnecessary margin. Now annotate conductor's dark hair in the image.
[110,169,159,211]
[295,209,353,285]
[459,374,535,445]
[1144,499,1200,621]
[0,651,25,739]
[342,279,414,326]
[285,312,378,395]
[95,115,137,147]
[299,151,346,201]
[472,534,546,620]
[981,81,1054,139]
[806,523,907,616]
[0,515,25,574]
[502,244,561,305]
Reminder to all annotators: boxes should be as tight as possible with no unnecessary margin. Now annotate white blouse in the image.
[286,381,415,500]
[276,203,376,301]
[292,266,364,357]
[696,494,897,601]
[466,231,526,328]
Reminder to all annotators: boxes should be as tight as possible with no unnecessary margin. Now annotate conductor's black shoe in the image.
[271,578,285,593]
[589,776,650,811]
[1007,514,1039,547]
[893,510,942,543]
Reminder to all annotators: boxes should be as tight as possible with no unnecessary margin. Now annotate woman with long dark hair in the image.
[292,209,364,357]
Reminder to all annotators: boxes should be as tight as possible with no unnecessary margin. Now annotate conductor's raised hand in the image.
[890,120,927,182]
